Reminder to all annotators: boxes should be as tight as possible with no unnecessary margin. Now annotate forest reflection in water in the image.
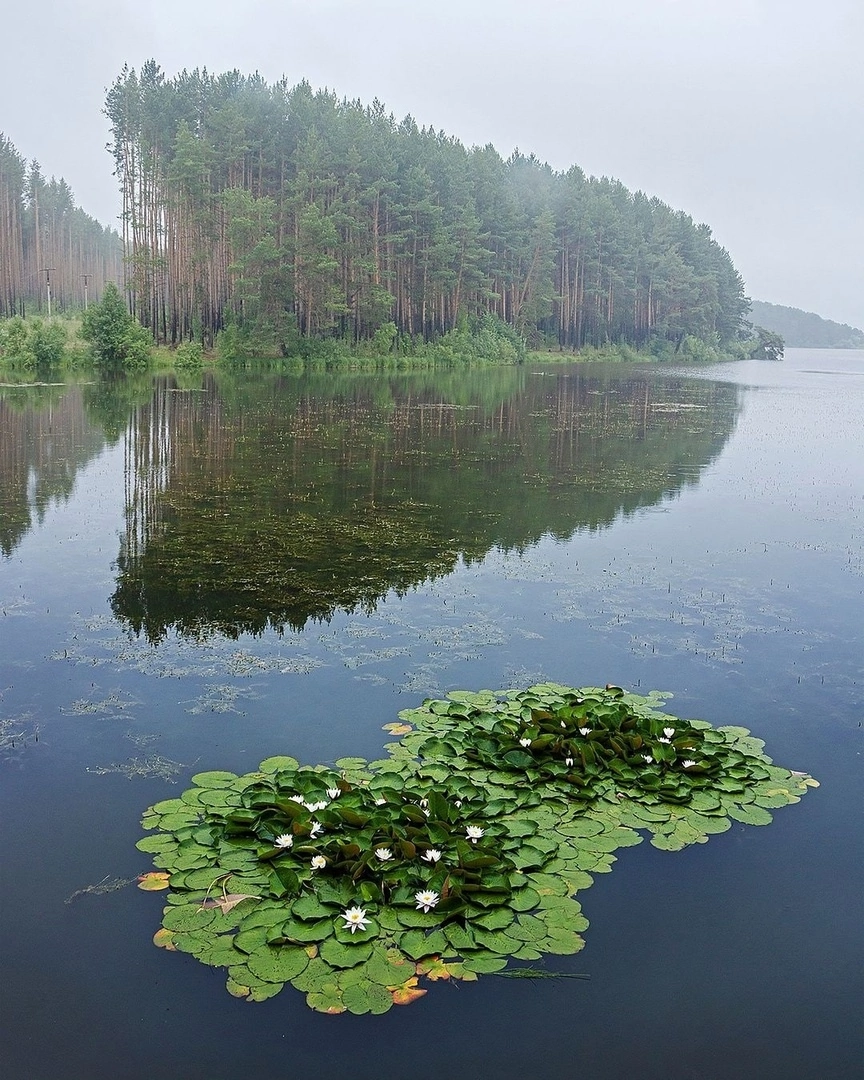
[1,354,860,1080]
[98,367,741,639]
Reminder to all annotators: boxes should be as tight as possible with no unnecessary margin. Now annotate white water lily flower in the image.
[579,727,591,736]
[642,754,653,764]
[310,855,326,870]
[274,833,294,849]
[374,797,387,806]
[326,787,340,800]
[454,800,462,809]
[565,757,574,767]
[289,795,306,805]
[519,737,532,747]
[466,825,484,843]
[415,890,440,913]
[308,800,329,812]
[682,759,697,769]
[341,906,370,934]
[561,721,567,728]
[421,848,442,863]
[374,847,393,861]
[659,737,671,744]
[309,820,324,838]
[663,727,675,739]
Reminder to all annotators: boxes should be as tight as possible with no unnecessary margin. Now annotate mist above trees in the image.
[105,62,750,357]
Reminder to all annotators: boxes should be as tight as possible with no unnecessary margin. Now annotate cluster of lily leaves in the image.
[138,683,817,1014]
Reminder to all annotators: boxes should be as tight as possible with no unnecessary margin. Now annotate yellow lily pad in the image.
[137,872,170,891]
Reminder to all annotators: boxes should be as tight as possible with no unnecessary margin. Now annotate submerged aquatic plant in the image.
[138,683,817,1014]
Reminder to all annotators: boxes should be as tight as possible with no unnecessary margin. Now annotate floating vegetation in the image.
[184,684,259,716]
[0,713,38,759]
[89,754,188,782]
[126,731,159,749]
[64,691,141,717]
[138,684,817,1014]
[342,647,411,670]
[65,875,138,904]
[493,967,590,980]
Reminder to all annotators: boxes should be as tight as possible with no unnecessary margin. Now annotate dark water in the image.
[0,350,861,1080]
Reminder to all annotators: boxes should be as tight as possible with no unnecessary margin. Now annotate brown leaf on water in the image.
[305,944,318,958]
[382,722,413,735]
[198,892,261,914]
[415,957,459,981]
[153,928,176,951]
[391,977,427,1005]
[138,872,170,891]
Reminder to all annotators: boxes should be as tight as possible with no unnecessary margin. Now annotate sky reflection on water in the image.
[0,350,861,1080]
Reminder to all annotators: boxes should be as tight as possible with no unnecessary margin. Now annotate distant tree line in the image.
[0,133,122,319]
[105,62,751,355]
[750,301,864,349]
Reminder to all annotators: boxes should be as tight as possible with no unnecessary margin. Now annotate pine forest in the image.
[104,62,751,355]
[0,134,122,319]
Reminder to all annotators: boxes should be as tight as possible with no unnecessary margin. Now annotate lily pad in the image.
[246,945,310,983]
[319,939,374,968]
[137,683,816,1014]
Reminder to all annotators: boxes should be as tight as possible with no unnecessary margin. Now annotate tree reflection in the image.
[109,369,741,640]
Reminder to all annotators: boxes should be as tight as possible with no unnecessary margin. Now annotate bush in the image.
[28,319,68,366]
[174,340,204,369]
[0,316,67,369]
[420,314,526,366]
[0,317,33,366]
[81,283,153,369]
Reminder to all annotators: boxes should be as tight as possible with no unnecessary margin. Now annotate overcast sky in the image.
[2,0,861,327]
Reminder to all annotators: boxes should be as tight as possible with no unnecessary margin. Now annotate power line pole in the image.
[40,267,57,318]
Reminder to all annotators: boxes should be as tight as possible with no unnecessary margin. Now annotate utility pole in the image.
[40,267,57,318]
[80,274,90,310]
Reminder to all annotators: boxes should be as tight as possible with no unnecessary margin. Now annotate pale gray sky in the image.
[2,0,861,326]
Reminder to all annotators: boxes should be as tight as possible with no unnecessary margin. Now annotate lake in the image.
[0,349,861,1079]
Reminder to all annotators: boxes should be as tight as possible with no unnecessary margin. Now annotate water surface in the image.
[1,349,861,1079]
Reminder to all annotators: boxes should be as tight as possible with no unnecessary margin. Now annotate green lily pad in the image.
[246,945,310,983]
[161,904,218,932]
[278,918,332,944]
[191,771,239,788]
[258,756,300,773]
[727,803,774,826]
[306,988,346,1013]
[400,929,450,961]
[460,953,508,973]
[249,982,284,1002]
[319,939,374,968]
[342,981,394,1015]
[138,683,815,1014]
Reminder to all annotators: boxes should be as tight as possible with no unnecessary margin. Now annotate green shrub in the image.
[81,283,153,369]
[0,316,67,368]
[0,317,34,366]
[28,319,68,366]
[174,340,204,369]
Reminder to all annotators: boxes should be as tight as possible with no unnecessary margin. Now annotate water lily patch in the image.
[138,683,817,1014]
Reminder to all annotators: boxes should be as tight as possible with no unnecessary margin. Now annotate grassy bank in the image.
[2,310,753,382]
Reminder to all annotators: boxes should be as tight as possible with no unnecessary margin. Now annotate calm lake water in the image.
[1,349,861,1080]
